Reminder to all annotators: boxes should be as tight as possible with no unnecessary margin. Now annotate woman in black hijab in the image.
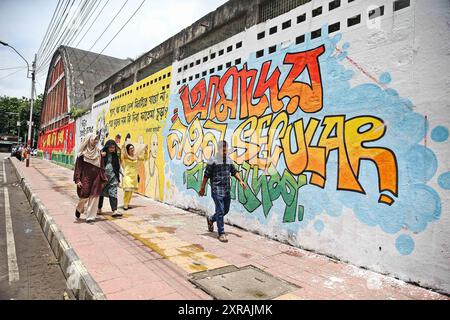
[98,139,122,217]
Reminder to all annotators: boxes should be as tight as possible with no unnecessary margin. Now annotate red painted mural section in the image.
[38,122,75,155]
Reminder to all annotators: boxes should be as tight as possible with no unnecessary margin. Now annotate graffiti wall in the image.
[75,95,110,153]
[105,67,171,200]
[38,121,76,159]
[162,0,450,293]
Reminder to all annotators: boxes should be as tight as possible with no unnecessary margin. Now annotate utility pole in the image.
[26,54,36,167]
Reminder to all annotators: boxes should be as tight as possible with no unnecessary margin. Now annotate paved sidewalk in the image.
[11,157,448,300]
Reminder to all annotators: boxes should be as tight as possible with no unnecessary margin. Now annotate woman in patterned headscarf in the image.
[97,139,121,217]
[121,141,148,210]
[73,133,107,223]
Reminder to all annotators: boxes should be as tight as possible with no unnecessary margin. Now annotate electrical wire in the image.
[73,0,146,107]
[74,0,110,48]
[0,67,28,80]
[36,0,72,69]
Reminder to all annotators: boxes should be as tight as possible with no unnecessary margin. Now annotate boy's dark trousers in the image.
[210,193,231,235]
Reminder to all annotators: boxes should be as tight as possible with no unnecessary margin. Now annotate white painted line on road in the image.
[3,186,20,283]
[2,161,6,183]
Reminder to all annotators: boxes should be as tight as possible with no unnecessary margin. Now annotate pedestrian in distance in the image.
[98,139,122,217]
[121,142,148,210]
[199,140,246,243]
[73,133,107,224]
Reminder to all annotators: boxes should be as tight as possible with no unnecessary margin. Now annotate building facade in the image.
[38,46,130,162]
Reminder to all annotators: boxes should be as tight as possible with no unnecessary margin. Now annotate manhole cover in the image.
[189,265,300,300]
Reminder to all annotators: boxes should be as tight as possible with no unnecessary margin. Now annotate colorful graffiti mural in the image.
[105,67,171,201]
[163,24,445,261]
[38,121,76,157]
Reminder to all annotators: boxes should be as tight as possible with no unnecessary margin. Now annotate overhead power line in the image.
[36,0,72,69]
[37,0,84,72]
[0,67,28,81]
[74,0,110,48]
[73,0,129,70]
[73,0,147,107]
[37,0,64,59]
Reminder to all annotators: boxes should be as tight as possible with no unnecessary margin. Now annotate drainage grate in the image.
[189,265,300,300]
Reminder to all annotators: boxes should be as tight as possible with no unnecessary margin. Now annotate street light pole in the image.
[26,54,36,167]
[1,40,36,167]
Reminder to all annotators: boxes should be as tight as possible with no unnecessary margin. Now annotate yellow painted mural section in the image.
[106,66,171,201]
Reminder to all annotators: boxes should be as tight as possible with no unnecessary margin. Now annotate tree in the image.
[0,94,43,146]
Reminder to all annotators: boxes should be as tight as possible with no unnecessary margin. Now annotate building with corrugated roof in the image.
[37,45,131,161]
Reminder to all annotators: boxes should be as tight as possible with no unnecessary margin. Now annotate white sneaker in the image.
[112,210,123,217]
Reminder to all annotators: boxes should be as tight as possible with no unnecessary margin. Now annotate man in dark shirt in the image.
[199,141,246,242]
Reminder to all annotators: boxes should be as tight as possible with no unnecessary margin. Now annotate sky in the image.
[0,0,228,98]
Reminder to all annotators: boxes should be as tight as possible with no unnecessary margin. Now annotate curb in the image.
[9,158,106,300]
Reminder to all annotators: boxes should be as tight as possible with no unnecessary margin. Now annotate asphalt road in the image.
[0,153,72,300]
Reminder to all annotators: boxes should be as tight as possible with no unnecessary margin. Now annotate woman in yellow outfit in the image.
[121,142,148,210]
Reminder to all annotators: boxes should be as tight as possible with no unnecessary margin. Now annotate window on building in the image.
[282,20,291,29]
[189,76,193,81]
[268,45,276,54]
[195,74,200,79]
[269,26,277,34]
[226,62,231,68]
[347,14,360,27]
[227,45,233,52]
[296,35,305,44]
[328,22,340,33]
[196,59,201,65]
[203,56,208,62]
[297,13,306,23]
[219,49,224,56]
[178,67,182,73]
[257,31,265,40]
[218,65,223,71]
[236,41,242,49]
[235,58,241,65]
[202,71,207,76]
[394,0,410,11]
[311,28,321,39]
[183,65,187,70]
[210,53,216,59]
[329,0,340,11]
[256,49,264,58]
[210,68,215,74]
[189,62,194,68]
[312,6,322,17]
[369,5,384,19]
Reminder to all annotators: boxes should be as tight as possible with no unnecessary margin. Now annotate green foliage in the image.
[0,94,43,143]
[69,107,87,119]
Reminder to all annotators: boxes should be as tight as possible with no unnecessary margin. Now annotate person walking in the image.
[121,142,148,210]
[199,141,246,242]
[98,139,122,217]
[73,133,107,223]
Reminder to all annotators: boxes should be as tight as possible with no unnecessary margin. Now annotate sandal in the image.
[218,234,228,243]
